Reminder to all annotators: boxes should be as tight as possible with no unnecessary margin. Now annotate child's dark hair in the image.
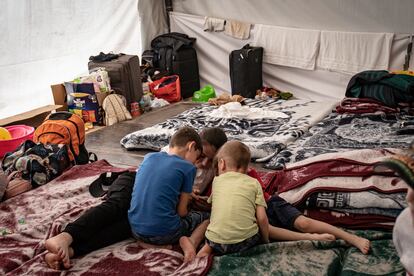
[170,126,203,152]
[200,128,227,150]
[215,140,250,170]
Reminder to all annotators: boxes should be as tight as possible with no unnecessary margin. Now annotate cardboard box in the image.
[51,83,108,108]
[50,84,68,111]
[0,105,63,127]
[96,91,108,107]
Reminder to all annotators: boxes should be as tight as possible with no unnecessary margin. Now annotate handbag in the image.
[149,75,181,103]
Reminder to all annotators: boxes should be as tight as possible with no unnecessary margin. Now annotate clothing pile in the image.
[207,93,244,106]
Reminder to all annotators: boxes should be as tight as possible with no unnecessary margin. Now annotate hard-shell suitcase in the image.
[229,44,263,98]
[151,32,200,99]
[88,55,143,110]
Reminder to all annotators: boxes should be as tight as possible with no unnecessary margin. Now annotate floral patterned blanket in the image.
[0,160,212,276]
[120,99,337,163]
[265,111,414,169]
[0,160,405,275]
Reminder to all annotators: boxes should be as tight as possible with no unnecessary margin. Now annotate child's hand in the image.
[262,237,270,244]
[191,188,201,201]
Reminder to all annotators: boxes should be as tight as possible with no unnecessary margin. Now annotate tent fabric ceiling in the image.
[172,0,414,34]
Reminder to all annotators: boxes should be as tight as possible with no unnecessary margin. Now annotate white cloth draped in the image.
[253,24,320,70]
[318,31,394,74]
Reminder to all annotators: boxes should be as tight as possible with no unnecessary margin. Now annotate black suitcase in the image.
[151,32,200,99]
[229,44,263,98]
[88,54,143,110]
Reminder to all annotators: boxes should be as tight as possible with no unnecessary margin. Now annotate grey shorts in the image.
[133,211,210,245]
[206,233,261,255]
[266,195,302,230]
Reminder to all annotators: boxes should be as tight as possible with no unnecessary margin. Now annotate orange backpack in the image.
[34,112,94,164]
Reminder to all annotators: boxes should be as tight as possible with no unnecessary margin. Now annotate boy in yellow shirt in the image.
[197,141,336,256]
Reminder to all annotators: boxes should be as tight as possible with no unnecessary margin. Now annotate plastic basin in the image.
[0,125,35,158]
[192,85,216,102]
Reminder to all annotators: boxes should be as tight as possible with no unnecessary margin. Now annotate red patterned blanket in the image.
[0,160,212,275]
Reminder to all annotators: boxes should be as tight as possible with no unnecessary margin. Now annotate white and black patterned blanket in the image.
[265,111,414,169]
[120,99,337,162]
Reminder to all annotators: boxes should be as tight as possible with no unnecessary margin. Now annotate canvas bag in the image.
[1,140,71,188]
[102,94,132,126]
[149,75,181,103]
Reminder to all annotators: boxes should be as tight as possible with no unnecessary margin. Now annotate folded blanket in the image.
[303,209,396,230]
[336,97,400,114]
[304,190,407,210]
[270,149,401,195]
[278,175,406,206]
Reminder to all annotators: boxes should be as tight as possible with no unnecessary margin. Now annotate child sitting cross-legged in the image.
[197,140,338,256]
[128,126,210,262]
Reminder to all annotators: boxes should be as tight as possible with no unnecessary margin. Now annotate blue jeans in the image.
[133,211,210,245]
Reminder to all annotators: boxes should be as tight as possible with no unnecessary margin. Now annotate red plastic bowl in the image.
[0,125,35,158]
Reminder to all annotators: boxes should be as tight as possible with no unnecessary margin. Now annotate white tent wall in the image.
[138,0,169,51]
[168,0,414,101]
[0,0,141,120]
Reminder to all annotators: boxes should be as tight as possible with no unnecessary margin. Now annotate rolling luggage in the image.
[88,54,143,110]
[151,32,200,99]
[229,44,263,98]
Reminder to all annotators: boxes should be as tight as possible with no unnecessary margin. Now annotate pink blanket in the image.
[0,160,212,275]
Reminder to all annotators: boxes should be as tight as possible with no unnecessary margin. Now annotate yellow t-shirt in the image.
[205,171,267,244]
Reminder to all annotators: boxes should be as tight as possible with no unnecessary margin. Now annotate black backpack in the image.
[151,32,200,98]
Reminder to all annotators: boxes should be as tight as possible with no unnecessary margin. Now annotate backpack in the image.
[102,94,132,126]
[151,32,196,73]
[34,112,95,164]
[151,32,200,98]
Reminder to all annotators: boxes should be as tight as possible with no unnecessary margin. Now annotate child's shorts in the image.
[206,233,261,255]
[133,211,210,245]
[266,195,302,230]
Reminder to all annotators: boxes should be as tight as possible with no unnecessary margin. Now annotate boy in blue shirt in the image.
[128,126,210,262]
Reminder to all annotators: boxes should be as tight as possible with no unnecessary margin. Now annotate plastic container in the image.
[192,85,216,102]
[0,125,35,158]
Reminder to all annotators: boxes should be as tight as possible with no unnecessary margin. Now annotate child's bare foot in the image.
[196,243,213,258]
[308,233,336,241]
[45,233,74,269]
[347,235,370,254]
[179,236,196,263]
[137,240,172,250]
[45,252,61,270]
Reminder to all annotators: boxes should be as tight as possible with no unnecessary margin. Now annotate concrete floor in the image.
[85,101,272,171]
[85,101,199,168]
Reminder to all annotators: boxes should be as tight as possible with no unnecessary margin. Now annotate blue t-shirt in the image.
[128,152,196,236]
